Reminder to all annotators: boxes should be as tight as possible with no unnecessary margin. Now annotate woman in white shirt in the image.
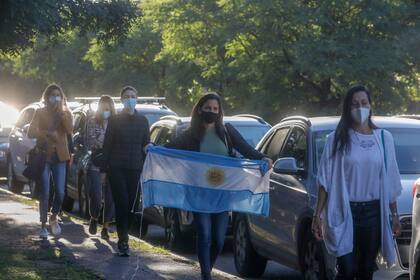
[311,85,402,280]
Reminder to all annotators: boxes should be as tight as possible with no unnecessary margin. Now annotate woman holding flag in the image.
[167,92,272,280]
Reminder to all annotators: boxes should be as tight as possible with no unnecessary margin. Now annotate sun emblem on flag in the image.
[206,167,225,186]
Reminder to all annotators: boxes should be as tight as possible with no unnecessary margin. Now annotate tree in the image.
[0,0,138,54]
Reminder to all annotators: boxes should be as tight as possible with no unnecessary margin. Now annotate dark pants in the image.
[193,211,229,280]
[108,168,140,244]
[336,200,381,280]
[87,169,115,223]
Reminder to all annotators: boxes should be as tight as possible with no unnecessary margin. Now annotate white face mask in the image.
[103,111,111,120]
[351,107,370,124]
[102,111,111,120]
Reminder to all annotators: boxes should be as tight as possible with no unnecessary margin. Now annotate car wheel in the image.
[302,230,327,280]
[165,209,184,250]
[7,159,24,194]
[62,193,74,212]
[233,215,267,277]
[78,179,89,219]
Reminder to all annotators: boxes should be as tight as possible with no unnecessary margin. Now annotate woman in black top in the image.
[101,86,150,256]
[167,92,272,280]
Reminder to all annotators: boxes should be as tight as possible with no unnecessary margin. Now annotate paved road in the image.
[9,182,301,279]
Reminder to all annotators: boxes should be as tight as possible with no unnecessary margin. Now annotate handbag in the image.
[23,143,47,180]
[91,148,105,167]
[23,111,61,180]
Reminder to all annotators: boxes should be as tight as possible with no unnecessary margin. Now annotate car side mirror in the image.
[273,157,305,176]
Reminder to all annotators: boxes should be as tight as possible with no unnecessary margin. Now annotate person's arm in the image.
[142,118,151,156]
[99,117,115,172]
[60,110,73,135]
[27,109,48,140]
[312,186,328,240]
[225,123,266,160]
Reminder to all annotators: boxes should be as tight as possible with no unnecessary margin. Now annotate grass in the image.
[0,245,101,280]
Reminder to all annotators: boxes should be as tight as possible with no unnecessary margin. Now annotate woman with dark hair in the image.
[311,85,402,279]
[86,95,116,240]
[167,92,272,280]
[28,84,73,239]
[101,86,150,256]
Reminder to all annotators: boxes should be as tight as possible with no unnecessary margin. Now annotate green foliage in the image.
[1,0,419,119]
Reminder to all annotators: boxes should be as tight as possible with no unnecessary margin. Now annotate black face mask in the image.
[201,111,219,124]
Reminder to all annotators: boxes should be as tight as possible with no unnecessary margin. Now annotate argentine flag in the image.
[141,146,270,216]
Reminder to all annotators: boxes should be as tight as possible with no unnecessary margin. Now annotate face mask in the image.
[49,96,61,104]
[201,111,219,124]
[123,98,137,111]
[351,107,370,124]
[103,111,111,120]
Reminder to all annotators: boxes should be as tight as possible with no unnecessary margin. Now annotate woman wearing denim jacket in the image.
[167,92,272,280]
[85,95,116,240]
[28,84,73,239]
[311,85,402,280]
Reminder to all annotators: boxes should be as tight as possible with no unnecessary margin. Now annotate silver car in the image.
[233,116,420,279]
[409,177,420,279]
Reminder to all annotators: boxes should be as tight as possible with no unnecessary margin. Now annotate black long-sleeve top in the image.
[101,111,150,171]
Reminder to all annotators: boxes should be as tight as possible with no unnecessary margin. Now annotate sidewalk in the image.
[0,188,240,280]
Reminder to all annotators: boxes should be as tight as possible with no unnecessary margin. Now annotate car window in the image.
[150,127,161,144]
[229,125,271,147]
[73,113,86,134]
[142,112,176,126]
[279,126,307,169]
[15,108,35,128]
[264,127,290,161]
[157,127,172,146]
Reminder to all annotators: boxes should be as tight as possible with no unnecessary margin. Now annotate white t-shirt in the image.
[344,129,382,201]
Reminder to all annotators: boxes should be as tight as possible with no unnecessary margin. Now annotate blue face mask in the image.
[49,95,61,104]
[123,98,137,111]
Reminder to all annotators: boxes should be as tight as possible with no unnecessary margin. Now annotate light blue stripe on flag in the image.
[141,146,270,216]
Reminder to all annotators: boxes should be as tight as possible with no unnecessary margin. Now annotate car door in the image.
[268,125,309,264]
[248,126,290,250]
[9,106,36,179]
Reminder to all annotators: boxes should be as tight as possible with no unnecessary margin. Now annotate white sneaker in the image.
[50,218,62,235]
[39,228,49,239]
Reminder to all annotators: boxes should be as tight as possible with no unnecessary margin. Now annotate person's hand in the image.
[69,154,74,166]
[392,215,401,238]
[311,215,323,241]
[144,143,154,154]
[262,157,273,170]
[100,173,107,186]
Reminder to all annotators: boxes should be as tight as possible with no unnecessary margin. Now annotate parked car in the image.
[396,115,420,121]
[410,178,420,280]
[7,102,42,194]
[233,116,420,279]
[147,115,272,248]
[0,102,19,178]
[65,98,177,218]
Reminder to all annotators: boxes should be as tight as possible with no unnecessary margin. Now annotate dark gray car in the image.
[233,116,420,279]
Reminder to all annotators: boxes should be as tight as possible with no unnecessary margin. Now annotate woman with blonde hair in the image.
[28,84,73,239]
[86,95,116,239]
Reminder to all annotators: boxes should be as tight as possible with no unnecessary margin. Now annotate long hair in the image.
[333,85,377,156]
[190,92,225,141]
[95,95,116,123]
[41,84,68,111]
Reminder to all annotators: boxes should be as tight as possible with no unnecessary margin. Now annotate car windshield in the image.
[230,125,271,147]
[143,112,175,126]
[313,128,420,174]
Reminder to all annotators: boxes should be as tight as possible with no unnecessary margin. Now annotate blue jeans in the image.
[193,212,229,280]
[87,169,115,223]
[39,161,66,223]
[336,200,381,280]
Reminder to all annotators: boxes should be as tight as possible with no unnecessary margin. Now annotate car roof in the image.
[152,115,271,128]
[277,116,420,131]
[76,102,176,115]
